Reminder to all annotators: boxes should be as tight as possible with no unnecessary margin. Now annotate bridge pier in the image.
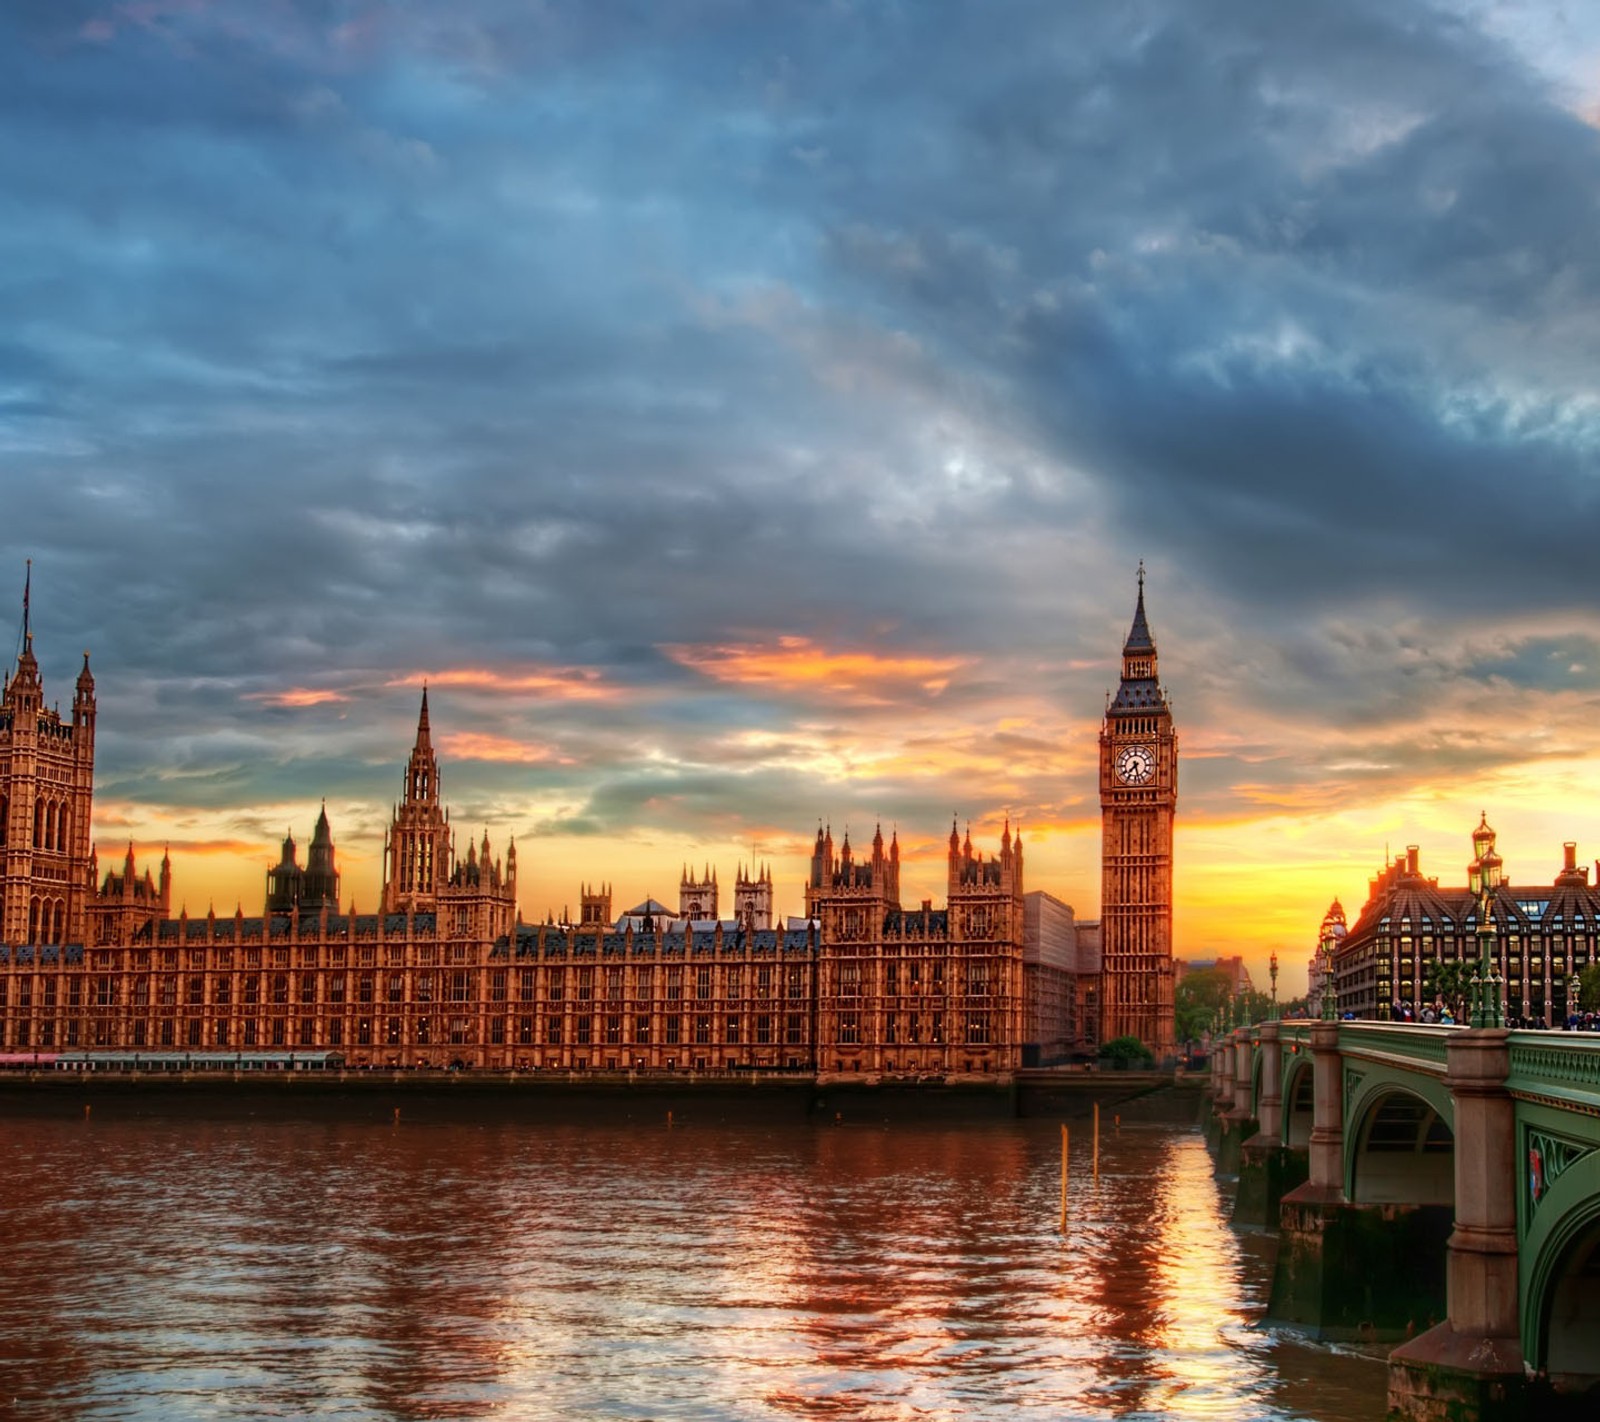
[1388,1028,1530,1422]
[1204,1037,1233,1158]
[1267,1021,1447,1336]
[1213,1030,1255,1178]
[1235,1022,1307,1227]
[1270,1020,1345,1330]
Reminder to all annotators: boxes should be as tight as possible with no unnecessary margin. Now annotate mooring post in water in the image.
[1059,1123,1069,1233]
[1093,1103,1100,1180]
[392,1107,400,1126]
[667,1110,673,1129]
[83,1104,90,1121]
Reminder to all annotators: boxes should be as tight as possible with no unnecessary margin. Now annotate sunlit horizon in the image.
[76,654,1600,1000]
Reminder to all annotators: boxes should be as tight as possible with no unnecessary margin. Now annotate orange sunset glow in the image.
[388,667,622,701]
[245,688,352,709]
[665,637,966,701]
[67,601,1600,1002]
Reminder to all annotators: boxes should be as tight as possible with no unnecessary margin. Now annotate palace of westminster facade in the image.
[0,579,1180,1073]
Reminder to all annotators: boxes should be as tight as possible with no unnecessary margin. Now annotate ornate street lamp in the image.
[1469,877,1505,1030]
[1569,972,1582,1027]
[1269,951,1279,1021]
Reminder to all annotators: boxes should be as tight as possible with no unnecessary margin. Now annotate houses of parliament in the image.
[0,575,1178,1073]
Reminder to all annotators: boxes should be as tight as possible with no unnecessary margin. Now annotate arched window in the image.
[51,901,65,945]
[28,897,41,944]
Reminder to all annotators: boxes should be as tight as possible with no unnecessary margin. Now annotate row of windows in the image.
[0,959,825,991]
[1,1010,1023,1068]
[0,1012,816,1052]
[71,943,507,971]
[837,1012,993,1045]
[0,792,74,852]
[26,897,69,946]
[1375,930,1600,950]
[0,975,833,1012]
[835,962,997,996]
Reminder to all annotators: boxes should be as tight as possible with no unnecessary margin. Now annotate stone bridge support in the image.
[1212,1030,1255,1178]
[1233,1027,1254,1114]
[1234,1022,1307,1227]
[1388,1028,1529,1421]
[1267,1020,1446,1337]
[1205,1035,1234,1156]
[1304,1019,1344,1205]
[1257,1024,1282,1140]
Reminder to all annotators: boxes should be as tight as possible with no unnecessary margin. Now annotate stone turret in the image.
[2,563,99,946]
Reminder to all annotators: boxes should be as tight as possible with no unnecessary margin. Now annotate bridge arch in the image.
[1281,1056,1314,1149]
[1522,1146,1600,1384]
[1345,1077,1454,1205]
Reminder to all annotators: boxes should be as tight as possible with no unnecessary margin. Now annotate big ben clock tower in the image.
[1099,565,1177,1061]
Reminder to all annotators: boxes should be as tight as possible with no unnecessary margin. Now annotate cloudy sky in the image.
[6,0,1600,990]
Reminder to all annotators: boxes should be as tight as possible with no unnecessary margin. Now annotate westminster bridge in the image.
[1208,1019,1600,1420]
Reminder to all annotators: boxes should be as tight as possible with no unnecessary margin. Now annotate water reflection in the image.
[0,1109,1386,1420]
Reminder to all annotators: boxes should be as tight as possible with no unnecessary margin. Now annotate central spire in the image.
[403,686,439,804]
[1109,565,1165,716]
[1123,561,1154,655]
[415,684,432,748]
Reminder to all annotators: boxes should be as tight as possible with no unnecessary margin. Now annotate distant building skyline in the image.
[1326,819,1600,1025]
[14,563,1600,1000]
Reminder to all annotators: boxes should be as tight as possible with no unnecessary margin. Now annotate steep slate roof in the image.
[148,912,437,944]
[499,924,815,957]
[1123,581,1155,654]
[622,898,676,918]
[1342,870,1600,948]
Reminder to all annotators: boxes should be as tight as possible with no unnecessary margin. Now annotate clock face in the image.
[1115,745,1156,785]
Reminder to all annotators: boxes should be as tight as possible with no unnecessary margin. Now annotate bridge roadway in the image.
[1208,1020,1600,1421]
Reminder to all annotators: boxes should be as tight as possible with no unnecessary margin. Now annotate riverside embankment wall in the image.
[0,1069,1198,1126]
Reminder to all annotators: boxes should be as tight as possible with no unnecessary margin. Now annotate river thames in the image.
[0,1100,1387,1420]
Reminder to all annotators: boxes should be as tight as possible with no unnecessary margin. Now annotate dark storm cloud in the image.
[3,0,1597,846]
[786,5,1600,613]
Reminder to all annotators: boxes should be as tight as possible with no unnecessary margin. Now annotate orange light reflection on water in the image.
[1141,1136,1270,1418]
[0,1109,1390,1421]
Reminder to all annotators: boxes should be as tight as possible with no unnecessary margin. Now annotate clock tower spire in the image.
[1099,564,1177,1061]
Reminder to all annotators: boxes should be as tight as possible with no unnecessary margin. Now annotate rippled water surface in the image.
[0,1101,1387,1420]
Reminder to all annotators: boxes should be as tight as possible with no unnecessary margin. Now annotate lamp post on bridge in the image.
[1468,876,1505,1030]
[1320,930,1338,1022]
[1568,972,1581,1029]
[1269,951,1279,1021]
